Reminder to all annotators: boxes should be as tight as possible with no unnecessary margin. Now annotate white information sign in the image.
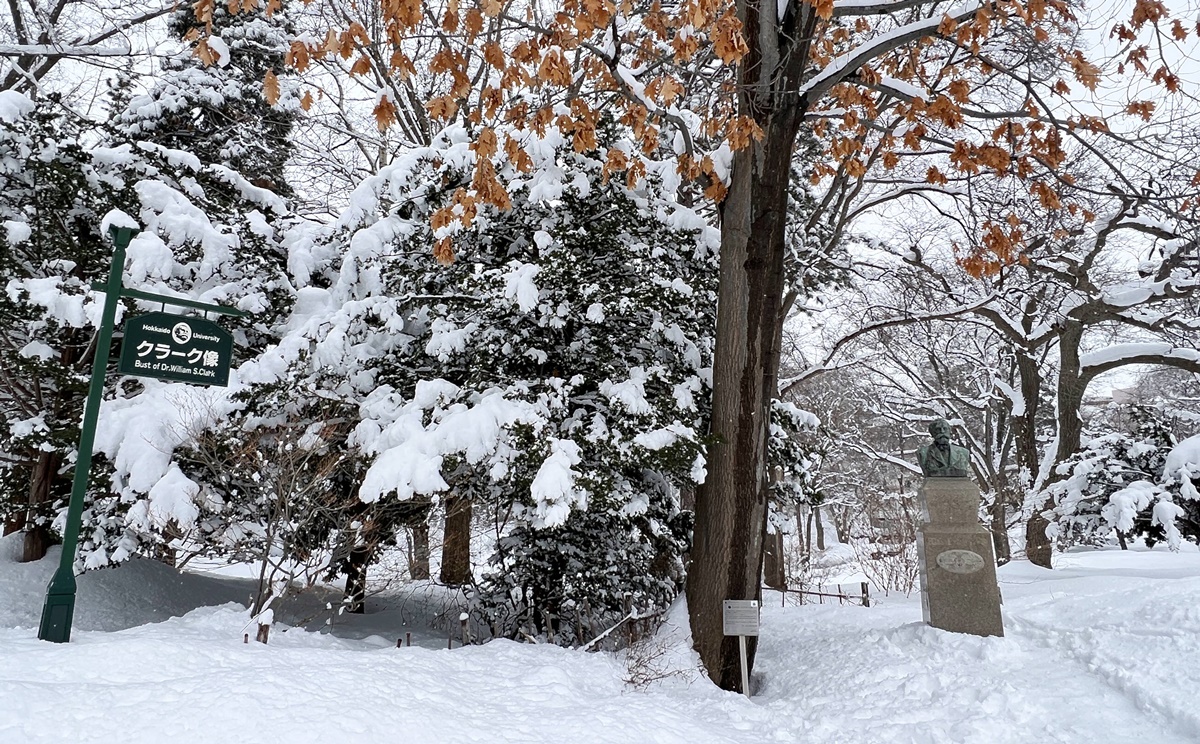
[722,599,760,637]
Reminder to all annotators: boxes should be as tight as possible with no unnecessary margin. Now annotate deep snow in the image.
[2,536,1199,743]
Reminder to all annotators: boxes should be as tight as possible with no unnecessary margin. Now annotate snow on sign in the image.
[722,599,760,636]
[118,312,233,387]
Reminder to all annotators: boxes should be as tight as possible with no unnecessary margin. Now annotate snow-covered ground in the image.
[3,535,1199,743]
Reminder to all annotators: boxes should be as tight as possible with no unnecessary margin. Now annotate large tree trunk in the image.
[21,450,61,563]
[409,522,431,580]
[344,545,371,613]
[989,488,1011,565]
[1012,351,1045,566]
[762,529,786,590]
[440,494,472,586]
[1026,324,1087,568]
[686,104,799,690]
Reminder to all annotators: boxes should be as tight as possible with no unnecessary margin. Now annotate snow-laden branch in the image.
[780,293,998,394]
[833,0,952,17]
[1079,343,1200,378]
[841,439,923,474]
[0,43,131,58]
[799,2,983,106]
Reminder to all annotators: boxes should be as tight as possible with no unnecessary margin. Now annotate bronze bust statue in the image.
[917,418,971,477]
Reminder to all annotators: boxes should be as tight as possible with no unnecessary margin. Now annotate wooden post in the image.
[861,582,871,608]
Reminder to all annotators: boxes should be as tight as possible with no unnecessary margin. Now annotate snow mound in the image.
[0,533,249,631]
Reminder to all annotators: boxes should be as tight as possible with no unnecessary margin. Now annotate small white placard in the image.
[722,599,760,636]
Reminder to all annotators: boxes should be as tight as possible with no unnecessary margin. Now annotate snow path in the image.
[3,543,1199,743]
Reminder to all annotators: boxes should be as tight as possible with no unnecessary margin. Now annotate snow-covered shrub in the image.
[1049,408,1197,549]
[1151,433,1200,549]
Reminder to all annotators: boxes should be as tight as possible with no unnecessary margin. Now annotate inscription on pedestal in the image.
[936,549,985,574]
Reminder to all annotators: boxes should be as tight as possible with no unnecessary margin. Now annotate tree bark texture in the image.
[21,450,61,562]
[762,529,786,590]
[440,494,472,586]
[686,108,800,690]
[1026,323,1086,568]
[409,522,431,580]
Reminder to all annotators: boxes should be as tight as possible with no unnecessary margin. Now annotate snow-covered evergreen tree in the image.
[0,95,128,561]
[217,125,717,638]
[44,0,302,568]
[118,1,298,199]
[1049,407,1197,549]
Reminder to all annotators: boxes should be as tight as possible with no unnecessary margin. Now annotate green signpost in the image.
[37,222,245,643]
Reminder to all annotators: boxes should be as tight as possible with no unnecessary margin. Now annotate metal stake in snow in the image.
[37,218,244,643]
[722,599,760,698]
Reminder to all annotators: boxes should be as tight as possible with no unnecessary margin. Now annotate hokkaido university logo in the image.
[171,322,192,345]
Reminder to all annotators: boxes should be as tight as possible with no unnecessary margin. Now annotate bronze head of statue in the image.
[917,418,971,477]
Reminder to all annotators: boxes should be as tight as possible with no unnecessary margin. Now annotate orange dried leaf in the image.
[373,95,398,131]
[812,0,834,19]
[483,41,506,70]
[263,70,281,106]
[426,95,459,122]
[464,8,484,36]
[1068,51,1101,91]
[1125,101,1155,120]
[194,38,216,66]
[603,148,629,182]
[947,79,970,103]
[713,11,749,64]
[473,127,499,159]
[194,0,215,28]
[286,40,312,72]
[536,50,573,86]
[433,238,456,265]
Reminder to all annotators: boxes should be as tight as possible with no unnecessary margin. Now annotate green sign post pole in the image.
[37,225,137,643]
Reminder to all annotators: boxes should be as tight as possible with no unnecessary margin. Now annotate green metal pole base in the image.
[38,566,78,643]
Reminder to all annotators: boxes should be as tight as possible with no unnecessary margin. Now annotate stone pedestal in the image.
[916,477,1004,637]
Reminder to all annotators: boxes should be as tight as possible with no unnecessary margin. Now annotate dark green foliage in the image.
[0,99,129,553]
[119,4,298,198]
